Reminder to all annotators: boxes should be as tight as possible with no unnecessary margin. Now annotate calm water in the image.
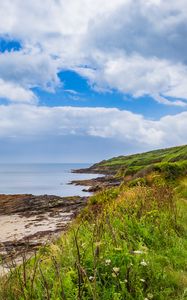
[0,163,98,196]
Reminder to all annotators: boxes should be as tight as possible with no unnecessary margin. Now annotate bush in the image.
[128,178,147,187]
[154,162,187,180]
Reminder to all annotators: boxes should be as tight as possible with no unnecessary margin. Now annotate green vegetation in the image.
[92,144,187,178]
[0,145,187,299]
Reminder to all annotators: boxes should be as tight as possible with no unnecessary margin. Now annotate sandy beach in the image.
[0,194,87,274]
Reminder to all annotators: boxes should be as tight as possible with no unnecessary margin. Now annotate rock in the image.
[0,194,88,262]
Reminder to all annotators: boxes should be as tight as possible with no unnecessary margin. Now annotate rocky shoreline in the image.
[71,165,122,192]
[72,163,116,175]
[0,194,87,267]
[70,175,122,192]
[0,167,122,274]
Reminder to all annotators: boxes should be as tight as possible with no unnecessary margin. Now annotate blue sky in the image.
[0,38,21,53]
[0,0,186,163]
[37,70,185,119]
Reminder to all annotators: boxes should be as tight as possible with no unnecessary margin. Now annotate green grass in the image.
[91,145,187,177]
[1,180,187,299]
[0,145,187,299]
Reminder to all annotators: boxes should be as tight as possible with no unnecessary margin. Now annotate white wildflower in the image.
[112,267,120,277]
[89,276,94,282]
[105,259,111,266]
[140,278,145,282]
[133,250,144,254]
[140,259,148,266]
[147,293,153,299]
[113,267,120,273]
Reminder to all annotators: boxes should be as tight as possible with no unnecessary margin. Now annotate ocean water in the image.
[0,163,99,196]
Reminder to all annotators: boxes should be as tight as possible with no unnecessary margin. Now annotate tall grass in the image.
[0,179,187,300]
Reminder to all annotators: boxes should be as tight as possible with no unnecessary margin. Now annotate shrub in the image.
[128,178,147,187]
[154,162,187,180]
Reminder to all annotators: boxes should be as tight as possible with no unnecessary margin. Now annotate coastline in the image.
[71,165,122,192]
[0,165,121,274]
[0,194,87,268]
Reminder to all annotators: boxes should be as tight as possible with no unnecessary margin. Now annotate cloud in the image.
[0,105,186,148]
[0,47,60,94]
[76,52,187,106]
[0,0,187,105]
[87,0,187,63]
[0,79,37,103]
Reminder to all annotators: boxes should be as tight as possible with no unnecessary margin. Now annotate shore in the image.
[0,194,87,270]
[0,166,122,274]
[70,175,122,192]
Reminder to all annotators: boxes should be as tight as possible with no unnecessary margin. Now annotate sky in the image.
[0,0,187,163]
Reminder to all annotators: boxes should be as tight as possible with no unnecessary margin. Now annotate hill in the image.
[82,144,187,176]
[0,144,187,300]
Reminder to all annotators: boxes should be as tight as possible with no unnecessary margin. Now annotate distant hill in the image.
[86,144,187,178]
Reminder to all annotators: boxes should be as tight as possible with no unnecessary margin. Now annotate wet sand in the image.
[0,212,73,243]
[0,194,87,273]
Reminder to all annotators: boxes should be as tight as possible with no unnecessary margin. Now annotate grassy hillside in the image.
[88,145,187,177]
[0,145,187,300]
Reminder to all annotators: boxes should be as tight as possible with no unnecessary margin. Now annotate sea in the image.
[0,163,99,196]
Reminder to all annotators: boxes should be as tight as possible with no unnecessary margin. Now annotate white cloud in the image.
[0,79,37,103]
[0,48,60,92]
[0,105,186,148]
[0,0,187,105]
[76,52,187,106]
[0,47,60,103]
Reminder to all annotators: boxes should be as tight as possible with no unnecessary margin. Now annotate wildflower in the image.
[144,298,149,300]
[140,278,145,282]
[147,293,153,299]
[140,259,148,266]
[114,247,122,251]
[89,276,94,282]
[113,267,120,273]
[112,267,120,277]
[124,279,128,283]
[105,259,111,266]
[133,250,144,254]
